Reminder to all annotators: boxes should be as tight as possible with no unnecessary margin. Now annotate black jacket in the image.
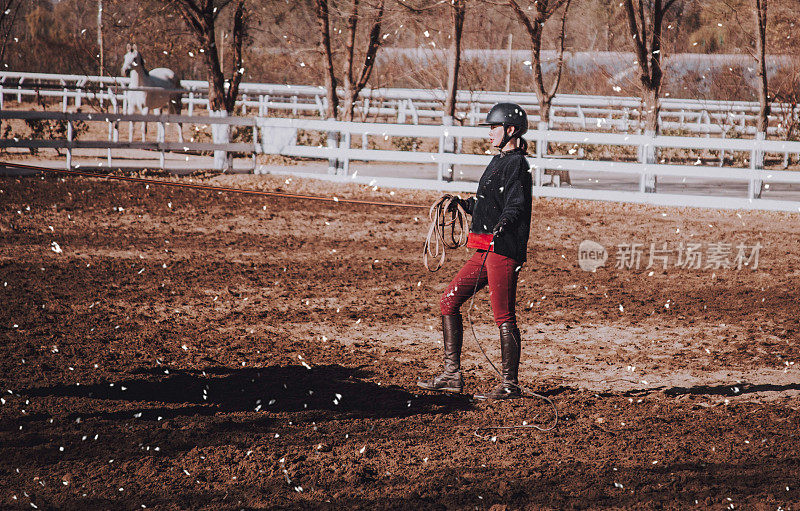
[465,148,532,263]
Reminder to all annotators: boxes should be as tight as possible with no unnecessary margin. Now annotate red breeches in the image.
[439,251,521,327]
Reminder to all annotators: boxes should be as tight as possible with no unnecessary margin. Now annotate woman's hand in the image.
[493,217,510,237]
[441,194,469,212]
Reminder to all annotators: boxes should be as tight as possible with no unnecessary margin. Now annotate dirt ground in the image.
[1,168,799,510]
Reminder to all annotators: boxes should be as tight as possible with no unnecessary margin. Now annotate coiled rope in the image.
[423,194,470,272]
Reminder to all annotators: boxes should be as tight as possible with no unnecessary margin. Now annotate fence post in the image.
[66,120,73,170]
[342,131,351,175]
[62,88,68,113]
[315,96,325,119]
[107,120,113,167]
[639,130,657,193]
[326,124,342,175]
[159,121,166,170]
[252,118,259,172]
[749,131,765,199]
[439,116,455,182]
[408,100,419,124]
[0,85,4,110]
[533,128,547,190]
[211,110,231,172]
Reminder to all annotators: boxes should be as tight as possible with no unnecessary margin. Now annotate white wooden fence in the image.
[2,71,798,137]
[2,109,800,212]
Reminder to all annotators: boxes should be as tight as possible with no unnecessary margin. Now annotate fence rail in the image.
[2,109,800,212]
[2,71,798,137]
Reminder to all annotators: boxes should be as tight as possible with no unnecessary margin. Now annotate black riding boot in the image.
[474,322,522,400]
[417,314,464,393]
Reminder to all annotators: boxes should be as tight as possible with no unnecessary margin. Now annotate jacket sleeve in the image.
[497,157,527,226]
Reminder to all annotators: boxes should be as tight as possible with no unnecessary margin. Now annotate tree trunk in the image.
[342,0,384,122]
[203,43,226,112]
[342,0,359,122]
[443,0,465,123]
[315,0,338,119]
[754,0,769,133]
[539,99,552,126]
[223,1,245,114]
[622,0,678,192]
[752,0,768,198]
[508,0,570,126]
[643,86,660,134]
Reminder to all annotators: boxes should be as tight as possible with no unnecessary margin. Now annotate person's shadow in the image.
[22,363,474,424]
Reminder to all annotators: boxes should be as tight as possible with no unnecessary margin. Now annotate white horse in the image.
[121,43,184,142]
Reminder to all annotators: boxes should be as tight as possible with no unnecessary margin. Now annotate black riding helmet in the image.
[479,102,529,151]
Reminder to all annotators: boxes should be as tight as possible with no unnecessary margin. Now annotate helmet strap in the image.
[497,125,516,153]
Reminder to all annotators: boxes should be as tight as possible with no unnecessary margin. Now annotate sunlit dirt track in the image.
[1,171,799,509]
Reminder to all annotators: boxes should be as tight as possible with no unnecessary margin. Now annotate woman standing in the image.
[418,103,533,400]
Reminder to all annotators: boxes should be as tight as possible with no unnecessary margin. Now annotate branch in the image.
[170,0,206,34]
[355,0,386,92]
[343,0,359,89]
[507,0,537,40]
[638,0,647,51]
[394,0,449,12]
[224,0,245,111]
[546,0,572,99]
[623,0,650,84]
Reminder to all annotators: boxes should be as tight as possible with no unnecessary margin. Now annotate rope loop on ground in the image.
[423,194,470,272]
[466,251,559,434]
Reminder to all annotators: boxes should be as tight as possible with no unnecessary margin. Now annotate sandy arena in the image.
[1,169,799,509]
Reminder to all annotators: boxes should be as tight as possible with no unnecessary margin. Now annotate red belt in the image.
[466,232,494,251]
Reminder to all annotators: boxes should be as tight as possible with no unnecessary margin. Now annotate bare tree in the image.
[751,0,768,197]
[507,0,571,126]
[621,0,679,193]
[753,0,769,133]
[315,0,387,175]
[315,0,386,121]
[395,0,465,123]
[622,0,678,134]
[315,0,339,119]
[443,0,466,124]
[0,0,23,67]
[168,0,246,171]
[169,0,246,114]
